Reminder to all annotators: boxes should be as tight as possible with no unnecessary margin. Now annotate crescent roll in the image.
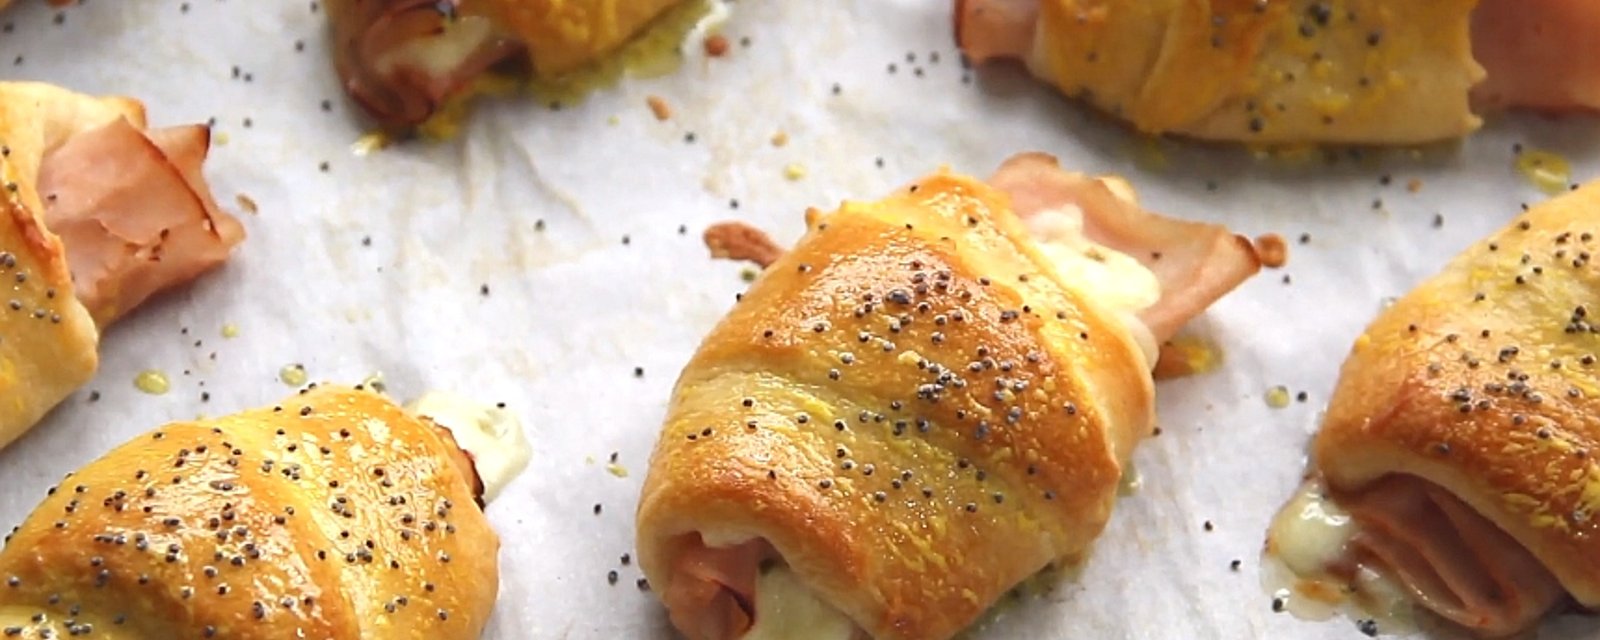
[0,82,243,451]
[328,0,688,130]
[0,385,499,639]
[637,153,1262,640]
[955,0,1600,144]
[1267,182,1600,636]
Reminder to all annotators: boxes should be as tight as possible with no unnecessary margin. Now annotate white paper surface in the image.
[2,1,1599,638]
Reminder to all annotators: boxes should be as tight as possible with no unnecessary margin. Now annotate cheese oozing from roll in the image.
[1267,182,1600,637]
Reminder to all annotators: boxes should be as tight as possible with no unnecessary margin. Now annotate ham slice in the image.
[987,152,1259,344]
[1338,476,1567,636]
[953,0,1037,64]
[704,222,784,269]
[37,118,244,326]
[660,537,772,640]
[1471,0,1600,112]
[329,0,523,130]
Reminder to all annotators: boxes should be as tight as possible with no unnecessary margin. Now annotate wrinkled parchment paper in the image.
[3,1,1600,638]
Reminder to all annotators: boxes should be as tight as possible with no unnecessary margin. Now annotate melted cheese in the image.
[408,391,532,503]
[1268,481,1355,579]
[377,15,500,78]
[743,566,858,640]
[1026,206,1161,367]
[700,530,754,548]
[1263,480,1416,632]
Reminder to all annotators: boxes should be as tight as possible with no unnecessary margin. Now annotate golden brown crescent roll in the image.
[0,81,243,452]
[0,385,498,639]
[956,0,1600,144]
[1266,182,1600,637]
[637,153,1262,640]
[327,0,689,131]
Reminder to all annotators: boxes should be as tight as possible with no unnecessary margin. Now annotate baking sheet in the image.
[3,1,1600,638]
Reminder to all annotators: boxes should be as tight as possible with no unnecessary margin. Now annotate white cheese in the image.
[1025,205,1161,368]
[377,16,499,79]
[743,565,859,640]
[1268,481,1355,579]
[1263,480,1416,633]
[408,391,531,503]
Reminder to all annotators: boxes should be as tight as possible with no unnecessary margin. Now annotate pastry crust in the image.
[1315,181,1600,606]
[0,385,499,639]
[638,171,1155,640]
[0,83,140,449]
[961,0,1485,144]
[473,0,687,77]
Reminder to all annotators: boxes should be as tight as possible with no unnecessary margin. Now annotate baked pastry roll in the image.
[0,385,503,639]
[637,153,1262,640]
[328,0,688,130]
[956,0,1600,144]
[0,81,243,451]
[1267,182,1600,637]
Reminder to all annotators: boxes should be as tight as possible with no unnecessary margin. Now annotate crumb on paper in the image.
[1265,385,1291,408]
[351,131,392,156]
[214,131,230,146]
[134,370,170,395]
[647,95,673,121]
[1407,178,1423,193]
[771,131,789,147]
[703,33,730,57]
[606,463,630,478]
[1153,335,1221,380]
[221,323,240,339]
[740,267,759,282]
[1253,233,1289,269]
[234,193,259,215]
[279,363,308,387]
[1515,149,1572,195]
[704,221,785,268]
[784,163,807,180]
[360,372,387,394]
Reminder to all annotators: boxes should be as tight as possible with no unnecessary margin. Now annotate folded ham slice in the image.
[1338,476,1567,635]
[39,119,243,326]
[1470,0,1600,112]
[650,154,1260,640]
[987,153,1259,344]
[662,538,772,640]
[951,0,1036,64]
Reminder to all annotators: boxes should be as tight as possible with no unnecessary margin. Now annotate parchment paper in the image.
[3,1,1599,638]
